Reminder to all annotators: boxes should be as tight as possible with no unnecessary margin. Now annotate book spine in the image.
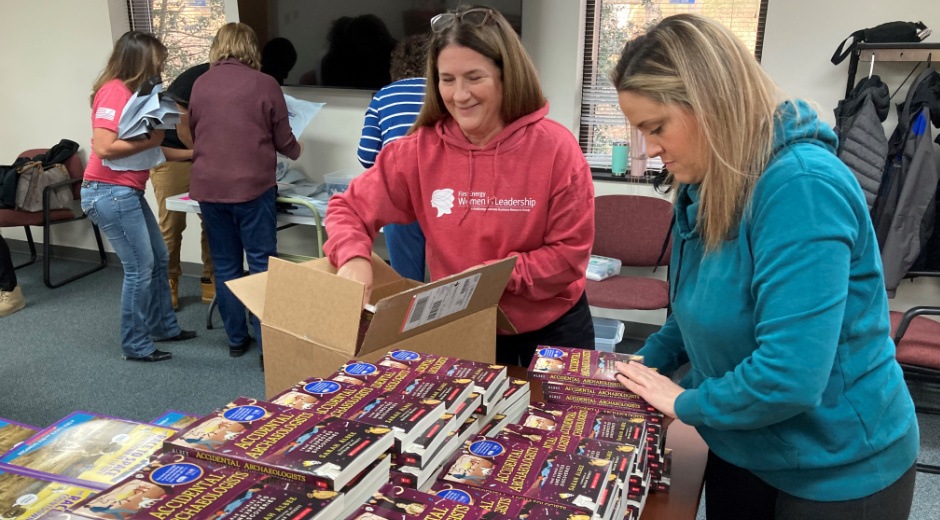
[543,389,658,415]
[162,441,333,489]
[526,371,627,390]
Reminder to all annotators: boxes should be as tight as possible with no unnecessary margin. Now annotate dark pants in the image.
[199,187,277,353]
[496,291,595,367]
[704,450,916,520]
[0,236,16,291]
[385,221,426,282]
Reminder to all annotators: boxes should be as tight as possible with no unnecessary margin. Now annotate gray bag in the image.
[15,161,72,212]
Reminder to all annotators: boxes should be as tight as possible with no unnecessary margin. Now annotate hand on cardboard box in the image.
[337,256,373,309]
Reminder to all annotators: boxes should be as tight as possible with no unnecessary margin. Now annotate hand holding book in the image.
[614,361,682,420]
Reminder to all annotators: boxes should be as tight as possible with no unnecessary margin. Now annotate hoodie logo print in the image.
[431,189,455,217]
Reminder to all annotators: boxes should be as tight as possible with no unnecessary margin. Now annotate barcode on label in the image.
[401,273,482,332]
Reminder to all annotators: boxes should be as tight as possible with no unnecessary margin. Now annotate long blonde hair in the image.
[209,23,261,70]
[410,5,544,133]
[610,14,783,250]
[90,31,167,106]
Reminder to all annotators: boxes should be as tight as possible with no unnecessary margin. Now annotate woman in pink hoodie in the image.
[325,6,595,366]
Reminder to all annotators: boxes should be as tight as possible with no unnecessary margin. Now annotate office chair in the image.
[585,194,673,313]
[890,305,940,475]
[0,148,106,288]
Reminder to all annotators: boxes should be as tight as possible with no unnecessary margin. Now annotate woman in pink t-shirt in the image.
[80,31,196,363]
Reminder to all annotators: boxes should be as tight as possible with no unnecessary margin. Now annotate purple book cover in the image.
[345,393,445,449]
[437,436,610,513]
[543,389,661,420]
[166,400,393,490]
[399,374,473,414]
[0,411,174,490]
[357,484,506,520]
[270,378,385,418]
[0,418,39,457]
[430,483,592,520]
[542,382,656,413]
[527,347,644,390]
[0,465,96,520]
[389,469,419,489]
[333,360,418,393]
[500,379,530,405]
[520,403,650,443]
[379,351,507,402]
[150,410,201,431]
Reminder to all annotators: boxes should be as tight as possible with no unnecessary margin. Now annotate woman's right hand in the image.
[336,257,373,309]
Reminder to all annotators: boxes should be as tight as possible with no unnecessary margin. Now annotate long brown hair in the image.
[90,31,167,106]
[610,14,783,250]
[410,5,545,134]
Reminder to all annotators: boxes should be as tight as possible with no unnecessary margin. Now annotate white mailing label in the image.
[401,273,482,332]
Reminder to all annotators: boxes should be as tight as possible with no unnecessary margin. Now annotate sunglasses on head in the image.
[430,7,494,33]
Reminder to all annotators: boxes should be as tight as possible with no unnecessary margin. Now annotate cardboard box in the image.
[228,254,516,398]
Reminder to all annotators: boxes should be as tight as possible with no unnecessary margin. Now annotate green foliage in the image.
[151,0,227,84]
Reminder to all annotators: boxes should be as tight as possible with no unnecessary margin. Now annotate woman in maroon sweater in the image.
[189,23,303,366]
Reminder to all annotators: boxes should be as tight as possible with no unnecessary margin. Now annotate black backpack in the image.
[831,21,931,65]
[0,165,16,209]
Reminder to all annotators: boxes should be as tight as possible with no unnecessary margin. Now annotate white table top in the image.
[165,192,325,226]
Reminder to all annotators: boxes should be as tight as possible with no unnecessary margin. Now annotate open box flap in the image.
[358,256,517,355]
[262,257,363,353]
[226,271,270,320]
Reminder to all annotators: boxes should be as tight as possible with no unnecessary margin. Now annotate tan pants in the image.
[151,160,213,280]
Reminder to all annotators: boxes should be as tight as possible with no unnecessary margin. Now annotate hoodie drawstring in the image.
[458,150,475,225]
[484,140,502,216]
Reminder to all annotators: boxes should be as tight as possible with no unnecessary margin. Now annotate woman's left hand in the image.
[614,361,683,419]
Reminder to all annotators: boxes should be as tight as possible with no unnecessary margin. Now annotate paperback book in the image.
[430,483,593,520]
[150,410,201,430]
[356,484,512,520]
[398,374,475,416]
[379,351,507,406]
[346,393,447,452]
[0,466,96,520]
[527,348,643,391]
[63,453,343,520]
[395,431,461,489]
[0,418,38,456]
[333,361,419,394]
[401,413,457,465]
[542,383,657,414]
[164,397,394,490]
[270,378,386,418]
[0,412,175,490]
[435,436,612,514]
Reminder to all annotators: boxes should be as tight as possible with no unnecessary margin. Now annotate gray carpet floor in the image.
[1,252,938,518]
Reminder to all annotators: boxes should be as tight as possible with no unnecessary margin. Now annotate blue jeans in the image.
[385,221,426,281]
[80,181,180,358]
[199,187,277,352]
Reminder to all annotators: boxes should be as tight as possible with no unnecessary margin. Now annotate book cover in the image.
[527,348,643,390]
[360,484,511,520]
[346,394,446,451]
[0,412,174,489]
[399,374,474,415]
[333,361,418,394]
[0,466,96,520]
[520,403,650,445]
[270,378,385,418]
[542,383,656,413]
[395,431,460,488]
[150,411,201,431]
[437,436,611,513]
[542,391,661,421]
[500,379,531,408]
[65,453,341,520]
[379,351,507,405]
[164,398,394,489]
[0,418,39,457]
[430,483,593,520]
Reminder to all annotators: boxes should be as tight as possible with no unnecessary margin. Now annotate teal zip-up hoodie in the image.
[637,101,919,501]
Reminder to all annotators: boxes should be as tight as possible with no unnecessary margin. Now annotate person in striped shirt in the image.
[357,34,430,281]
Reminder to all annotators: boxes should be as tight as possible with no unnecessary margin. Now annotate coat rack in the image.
[844,42,940,98]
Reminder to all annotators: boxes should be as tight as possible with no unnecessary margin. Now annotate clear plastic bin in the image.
[593,317,625,352]
[323,168,363,196]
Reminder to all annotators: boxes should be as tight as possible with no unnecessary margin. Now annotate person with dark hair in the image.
[81,31,197,362]
[321,15,398,89]
[151,63,214,310]
[261,37,298,86]
[326,7,595,366]
[357,33,431,281]
[189,23,303,367]
[0,234,24,317]
[609,14,918,520]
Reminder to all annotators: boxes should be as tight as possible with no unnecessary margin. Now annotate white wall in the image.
[2,0,938,315]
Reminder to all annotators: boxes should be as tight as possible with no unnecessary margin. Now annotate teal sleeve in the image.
[636,313,688,375]
[675,174,856,429]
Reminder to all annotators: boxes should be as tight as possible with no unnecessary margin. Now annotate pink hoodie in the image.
[325,104,594,334]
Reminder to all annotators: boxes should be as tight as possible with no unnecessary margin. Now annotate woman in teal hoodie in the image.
[611,14,918,519]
